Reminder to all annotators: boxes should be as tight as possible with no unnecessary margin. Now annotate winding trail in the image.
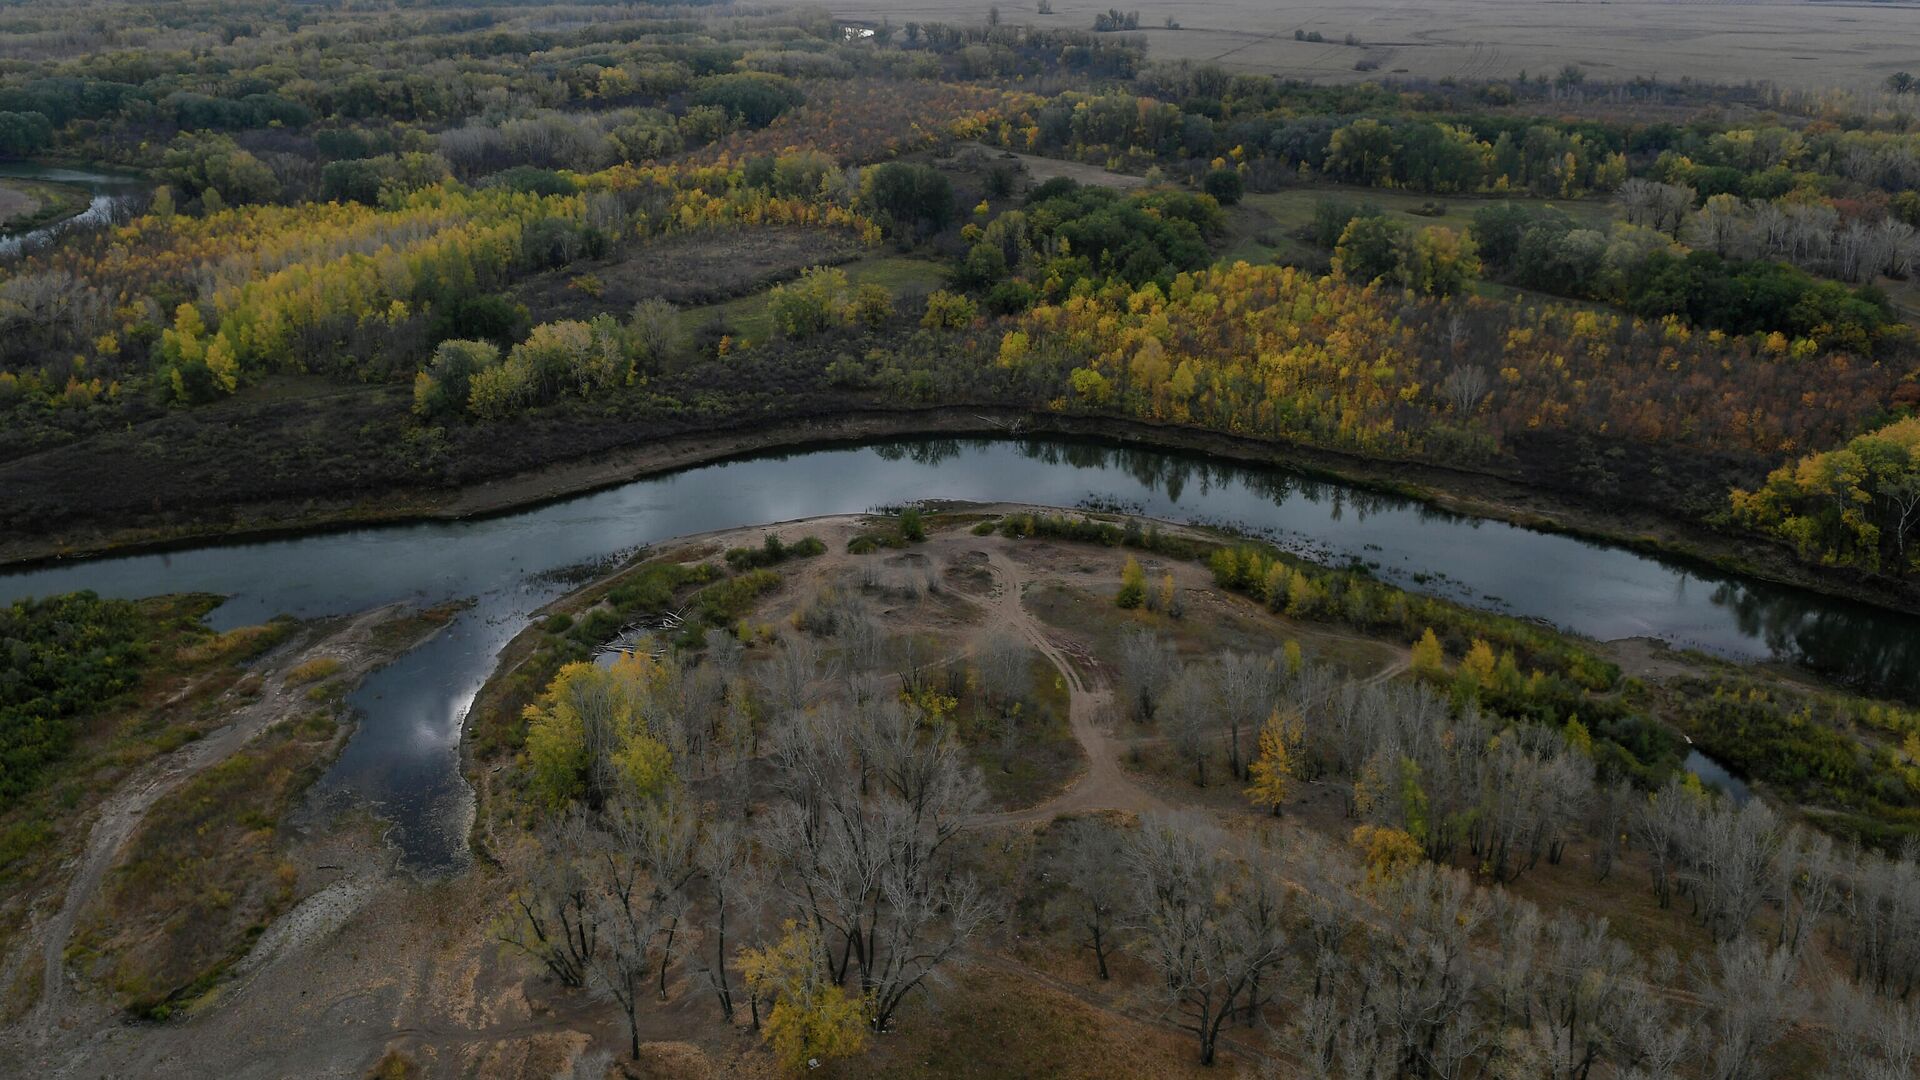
[968,551,1168,828]
[26,604,404,1044]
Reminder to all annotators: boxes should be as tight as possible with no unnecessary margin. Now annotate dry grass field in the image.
[828,0,1920,91]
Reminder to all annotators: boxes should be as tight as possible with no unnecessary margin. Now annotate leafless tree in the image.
[499,810,600,988]
[1685,799,1785,942]
[1775,827,1840,960]
[755,634,829,718]
[586,797,701,1059]
[1051,817,1128,980]
[1128,812,1287,1065]
[1841,849,1920,998]
[1695,939,1800,1080]
[1635,780,1694,909]
[1525,909,1645,1079]
[693,819,763,1023]
[762,699,993,1031]
[1606,964,1693,1080]
[1587,780,1632,883]
[1364,863,1495,1077]
[1162,669,1215,786]
[1822,981,1920,1080]
[1115,628,1179,721]
[1441,365,1491,416]
[975,631,1032,715]
[1213,651,1282,781]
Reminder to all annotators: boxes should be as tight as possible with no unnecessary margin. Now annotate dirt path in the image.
[969,551,1168,828]
[25,604,405,1044]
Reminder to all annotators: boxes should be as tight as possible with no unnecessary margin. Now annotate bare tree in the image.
[1115,628,1179,722]
[1686,799,1784,942]
[1440,365,1491,416]
[499,810,600,988]
[1617,178,1695,236]
[694,819,764,1023]
[1051,817,1128,980]
[1214,651,1282,781]
[1528,909,1645,1079]
[586,798,700,1059]
[755,633,831,717]
[1162,669,1215,786]
[975,632,1034,767]
[763,699,994,1032]
[1775,826,1839,960]
[1841,849,1920,998]
[1822,981,1920,1080]
[1695,939,1799,1080]
[1128,812,1287,1065]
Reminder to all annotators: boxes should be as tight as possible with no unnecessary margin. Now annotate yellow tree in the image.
[1410,627,1445,677]
[1116,555,1146,609]
[523,656,673,809]
[1245,709,1302,815]
[739,921,869,1075]
[1351,824,1424,891]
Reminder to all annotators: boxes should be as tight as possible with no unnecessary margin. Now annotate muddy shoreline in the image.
[7,406,1917,620]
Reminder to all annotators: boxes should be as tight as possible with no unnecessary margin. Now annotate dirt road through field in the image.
[969,551,1169,827]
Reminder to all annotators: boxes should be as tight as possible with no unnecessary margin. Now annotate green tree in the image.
[1332,215,1407,285]
[1201,167,1243,205]
[160,131,281,207]
[768,267,851,338]
[522,657,674,809]
[1397,226,1481,296]
[1326,118,1395,185]
[862,161,955,239]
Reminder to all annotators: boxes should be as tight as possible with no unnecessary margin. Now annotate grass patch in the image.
[951,654,1081,809]
[0,178,90,233]
[175,620,296,666]
[370,599,470,652]
[679,254,949,344]
[824,964,1220,1079]
[285,657,341,685]
[69,709,342,1019]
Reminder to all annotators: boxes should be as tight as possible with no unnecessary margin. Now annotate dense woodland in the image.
[0,1,1915,582]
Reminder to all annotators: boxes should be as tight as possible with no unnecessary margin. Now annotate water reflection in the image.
[0,164,148,258]
[1684,749,1753,805]
[4,435,1918,870]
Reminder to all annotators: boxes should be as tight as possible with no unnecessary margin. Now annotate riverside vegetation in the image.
[4,1,1920,1077]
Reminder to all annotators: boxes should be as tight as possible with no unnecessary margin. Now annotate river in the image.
[0,163,148,257]
[4,437,1914,869]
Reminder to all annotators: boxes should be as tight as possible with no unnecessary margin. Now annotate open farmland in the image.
[830,0,1920,91]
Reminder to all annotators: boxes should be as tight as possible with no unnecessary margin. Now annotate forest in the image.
[0,2,1913,590]
[4,1,1920,1077]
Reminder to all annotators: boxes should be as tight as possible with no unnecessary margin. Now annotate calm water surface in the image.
[5,438,1914,869]
[0,163,147,257]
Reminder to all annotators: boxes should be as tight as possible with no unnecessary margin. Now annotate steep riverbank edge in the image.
[7,405,1918,619]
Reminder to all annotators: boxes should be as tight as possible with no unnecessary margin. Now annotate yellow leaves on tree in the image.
[1409,627,1445,677]
[1116,555,1146,609]
[1245,709,1303,815]
[738,921,870,1075]
[523,655,674,809]
[1731,416,1920,576]
[1351,824,1424,890]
